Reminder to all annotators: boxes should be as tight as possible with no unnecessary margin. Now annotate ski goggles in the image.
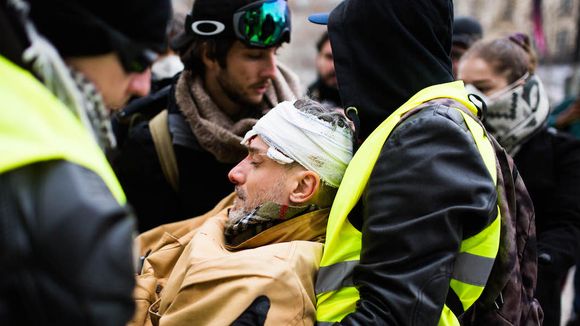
[233,0,291,48]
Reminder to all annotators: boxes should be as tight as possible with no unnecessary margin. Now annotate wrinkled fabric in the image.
[472,74,550,155]
[113,63,301,231]
[224,201,317,245]
[243,101,353,187]
[176,72,257,163]
[326,0,500,324]
[329,0,454,139]
[128,195,328,326]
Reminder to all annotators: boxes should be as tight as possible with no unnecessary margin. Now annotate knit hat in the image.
[453,16,483,48]
[28,0,171,57]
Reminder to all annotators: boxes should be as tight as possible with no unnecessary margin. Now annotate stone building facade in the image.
[455,0,580,101]
[454,0,580,63]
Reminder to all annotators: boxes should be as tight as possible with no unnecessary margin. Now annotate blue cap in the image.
[308,12,329,25]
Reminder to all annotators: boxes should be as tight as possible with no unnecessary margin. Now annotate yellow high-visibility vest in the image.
[0,55,125,204]
[316,81,500,326]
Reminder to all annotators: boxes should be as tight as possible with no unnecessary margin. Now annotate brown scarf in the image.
[175,63,301,163]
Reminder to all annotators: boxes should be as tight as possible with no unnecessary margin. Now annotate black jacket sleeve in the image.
[340,105,497,325]
[0,160,136,326]
[541,132,580,270]
[517,130,580,274]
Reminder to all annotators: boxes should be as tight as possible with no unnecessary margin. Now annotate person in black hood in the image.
[325,0,454,139]
[309,1,507,325]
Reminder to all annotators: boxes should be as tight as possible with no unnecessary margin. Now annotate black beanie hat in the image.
[453,16,483,48]
[28,0,171,57]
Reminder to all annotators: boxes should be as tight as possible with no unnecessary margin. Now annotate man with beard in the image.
[128,99,354,326]
[307,31,341,108]
[112,0,301,232]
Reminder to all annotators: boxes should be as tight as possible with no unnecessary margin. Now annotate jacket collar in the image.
[226,208,329,251]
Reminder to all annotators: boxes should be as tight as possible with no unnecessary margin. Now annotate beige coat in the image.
[129,193,328,326]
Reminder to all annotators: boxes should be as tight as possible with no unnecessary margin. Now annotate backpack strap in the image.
[149,109,179,193]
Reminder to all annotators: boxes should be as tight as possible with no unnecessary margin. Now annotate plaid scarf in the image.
[225,202,318,246]
[69,69,117,152]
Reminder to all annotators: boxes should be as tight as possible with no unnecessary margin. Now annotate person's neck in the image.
[203,74,245,120]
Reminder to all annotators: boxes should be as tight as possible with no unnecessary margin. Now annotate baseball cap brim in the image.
[308,13,329,25]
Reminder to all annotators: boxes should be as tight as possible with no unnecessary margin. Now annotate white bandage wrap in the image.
[242,101,353,188]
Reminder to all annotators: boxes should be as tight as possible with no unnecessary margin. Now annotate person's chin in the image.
[325,78,338,89]
[244,93,265,106]
[106,97,130,111]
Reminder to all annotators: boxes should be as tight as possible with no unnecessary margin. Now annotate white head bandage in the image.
[241,101,353,188]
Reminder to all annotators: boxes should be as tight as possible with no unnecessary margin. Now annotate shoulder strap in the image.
[149,109,179,193]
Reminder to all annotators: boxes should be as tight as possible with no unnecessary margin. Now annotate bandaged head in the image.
[241,100,354,188]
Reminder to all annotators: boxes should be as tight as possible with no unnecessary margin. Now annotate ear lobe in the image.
[289,171,320,204]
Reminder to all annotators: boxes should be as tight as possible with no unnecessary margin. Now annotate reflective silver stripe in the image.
[452,252,495,286]
[317,322,335,326]
[315,260,358,294]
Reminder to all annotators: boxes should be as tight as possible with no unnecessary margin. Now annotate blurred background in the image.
[173,0,580,107]
[455,0,580,108]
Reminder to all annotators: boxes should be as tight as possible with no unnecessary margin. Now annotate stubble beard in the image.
[227,182,286,227]
[217,71,265,110]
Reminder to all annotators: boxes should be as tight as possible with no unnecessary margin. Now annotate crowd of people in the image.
[2,0,580,325]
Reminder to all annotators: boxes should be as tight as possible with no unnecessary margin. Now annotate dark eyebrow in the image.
[247,145,260,154]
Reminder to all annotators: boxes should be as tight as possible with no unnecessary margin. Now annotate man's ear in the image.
[201,43,219,71]
[289,170,320,204]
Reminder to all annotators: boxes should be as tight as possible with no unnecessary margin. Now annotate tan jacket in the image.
[129,193,328,326]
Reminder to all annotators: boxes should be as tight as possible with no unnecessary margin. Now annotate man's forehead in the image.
[247,135,268,152]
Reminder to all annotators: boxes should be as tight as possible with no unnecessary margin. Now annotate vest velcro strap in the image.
[452,252,495,286]
[316,260,358,293]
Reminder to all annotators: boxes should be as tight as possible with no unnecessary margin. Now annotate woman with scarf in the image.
[458,33,580,326]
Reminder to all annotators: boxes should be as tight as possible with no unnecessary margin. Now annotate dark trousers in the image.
[536,264,569,326]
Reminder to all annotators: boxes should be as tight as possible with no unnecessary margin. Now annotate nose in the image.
[259,50,277,79]
[127,69,152,98]
[228,160,247,185]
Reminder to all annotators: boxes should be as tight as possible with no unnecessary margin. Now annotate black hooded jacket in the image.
[328,1,497,325]
[330,0,454,139]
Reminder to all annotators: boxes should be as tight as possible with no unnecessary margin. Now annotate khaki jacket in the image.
[129,193,328,326]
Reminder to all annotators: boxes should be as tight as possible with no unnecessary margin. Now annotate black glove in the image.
[231,296,270,326]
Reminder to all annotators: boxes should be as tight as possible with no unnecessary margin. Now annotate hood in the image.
[328,0,454,139]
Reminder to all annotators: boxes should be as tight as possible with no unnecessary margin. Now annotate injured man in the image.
[129,98,354,326]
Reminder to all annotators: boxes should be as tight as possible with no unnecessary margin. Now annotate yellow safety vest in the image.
[316,81,501,326]
[0,55,125,204]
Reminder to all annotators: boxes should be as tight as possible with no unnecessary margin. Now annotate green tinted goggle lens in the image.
[234,0,290,47]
